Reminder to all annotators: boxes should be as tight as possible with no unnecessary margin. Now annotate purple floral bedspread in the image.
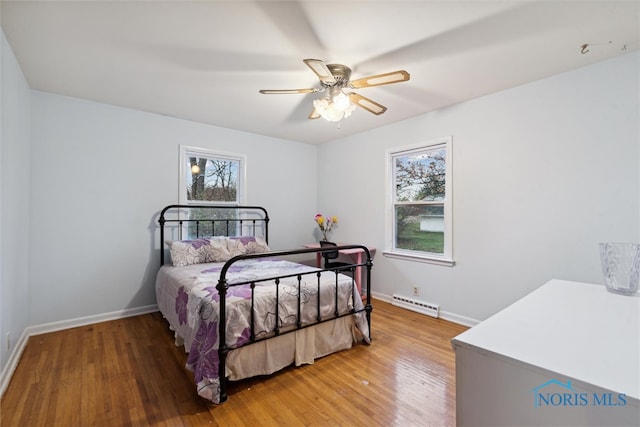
[162,258,368,403]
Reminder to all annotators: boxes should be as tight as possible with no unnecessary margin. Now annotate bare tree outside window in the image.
[187,157,238,202]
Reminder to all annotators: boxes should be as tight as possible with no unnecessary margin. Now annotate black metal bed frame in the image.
[158,204,373,403]
[159,204,271,265]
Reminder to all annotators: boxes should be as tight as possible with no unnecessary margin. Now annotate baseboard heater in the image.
[392,294,440,318]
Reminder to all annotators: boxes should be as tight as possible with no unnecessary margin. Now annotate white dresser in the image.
[452,279,639,426]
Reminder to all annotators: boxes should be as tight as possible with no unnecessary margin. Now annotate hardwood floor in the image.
[1,299,468,426]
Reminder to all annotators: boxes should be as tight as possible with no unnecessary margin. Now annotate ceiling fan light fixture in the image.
[332,92,352,112]
[313,90,356,122]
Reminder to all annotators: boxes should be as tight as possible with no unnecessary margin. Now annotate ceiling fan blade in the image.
[349,70,410,89]
[303,59,336,84]
[308,108,321,120]
[348,93,387,115]
[259,88,318,94]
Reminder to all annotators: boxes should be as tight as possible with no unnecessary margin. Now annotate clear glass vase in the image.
[599,242,640,296]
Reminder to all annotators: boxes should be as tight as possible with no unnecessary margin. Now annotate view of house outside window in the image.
[387,137,453,266]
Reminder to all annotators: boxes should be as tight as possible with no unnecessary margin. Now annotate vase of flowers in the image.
[314,213,338,241]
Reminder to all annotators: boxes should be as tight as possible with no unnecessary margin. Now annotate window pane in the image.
[395,148,446,202]
[186,156,239,202]
[395,204,444,254]
[184,207,239,239]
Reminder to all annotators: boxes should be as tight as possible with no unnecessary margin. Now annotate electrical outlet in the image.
[412,286,420,297]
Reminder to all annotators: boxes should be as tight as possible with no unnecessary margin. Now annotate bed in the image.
[155,204,373,403]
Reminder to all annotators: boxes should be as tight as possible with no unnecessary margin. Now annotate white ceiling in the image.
[2,1,638,144]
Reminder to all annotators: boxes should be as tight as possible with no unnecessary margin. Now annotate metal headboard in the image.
[158,204,270,265]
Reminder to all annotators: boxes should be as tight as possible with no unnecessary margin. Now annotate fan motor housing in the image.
[326,64,351,86]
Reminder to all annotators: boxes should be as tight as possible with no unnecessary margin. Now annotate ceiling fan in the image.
[259,59,410,122]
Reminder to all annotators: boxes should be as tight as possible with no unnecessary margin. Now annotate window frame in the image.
[383,137,454,267]
[178,144,246,206]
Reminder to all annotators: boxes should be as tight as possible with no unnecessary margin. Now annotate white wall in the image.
[0,28,31,371]
[318,52,640,323]
[28,92,318,326]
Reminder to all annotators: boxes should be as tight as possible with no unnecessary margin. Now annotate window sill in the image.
[382,250,455,267]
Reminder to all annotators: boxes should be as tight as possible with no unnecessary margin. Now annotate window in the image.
[385,137,454,266]
[179,145,246,239]
[180,145,245,205]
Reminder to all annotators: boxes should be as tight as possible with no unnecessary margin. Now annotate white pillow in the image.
[226,236,270,257]
[166,237,232,267]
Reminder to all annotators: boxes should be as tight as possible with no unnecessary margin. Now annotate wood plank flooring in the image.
[1,299,468,426]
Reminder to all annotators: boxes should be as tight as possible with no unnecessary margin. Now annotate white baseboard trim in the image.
[0,329,29,400]
[370,291,392,303]
[439,311,479,328]
[370,291,479,327]
[0,304,158,398]
[27,304,159,336]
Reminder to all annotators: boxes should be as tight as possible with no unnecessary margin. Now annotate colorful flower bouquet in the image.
[314,213,338,241]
